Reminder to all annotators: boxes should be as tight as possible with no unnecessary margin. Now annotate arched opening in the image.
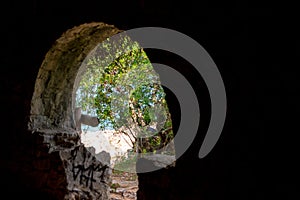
[28,22,176,199]
[74,33,176,199]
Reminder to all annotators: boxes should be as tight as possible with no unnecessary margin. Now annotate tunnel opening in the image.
[75,33,175,200]
[28,22,176,199]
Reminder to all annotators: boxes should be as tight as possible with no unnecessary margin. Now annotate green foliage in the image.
[114,152,137,173]
[110,183,120,190]
[76,35,174,155]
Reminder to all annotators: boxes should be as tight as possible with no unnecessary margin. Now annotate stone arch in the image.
[27,22,176,199]
[26,22,122,199]
[28,22,120,132]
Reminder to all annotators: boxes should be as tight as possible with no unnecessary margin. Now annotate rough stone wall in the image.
[61,145,111,200]
[28,22,120,131]
[20,22,121,199]
[9,132,69,199]
[136,157,176,200]
[12,130,111,199]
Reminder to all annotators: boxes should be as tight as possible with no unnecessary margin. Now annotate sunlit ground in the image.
[80,129,133,167]
[81,129,138,200]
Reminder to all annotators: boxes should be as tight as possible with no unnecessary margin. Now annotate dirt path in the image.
[109,171,138,200]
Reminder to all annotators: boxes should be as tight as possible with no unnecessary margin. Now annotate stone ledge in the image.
[143,154,176,168]
[32,129,80,152]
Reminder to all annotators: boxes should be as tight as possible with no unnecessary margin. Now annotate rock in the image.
[143,154,176,168]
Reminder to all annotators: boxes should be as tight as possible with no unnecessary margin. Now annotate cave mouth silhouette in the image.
[28,22,178,199]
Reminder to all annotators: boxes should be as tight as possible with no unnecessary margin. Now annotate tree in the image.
[76,34,174,155]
